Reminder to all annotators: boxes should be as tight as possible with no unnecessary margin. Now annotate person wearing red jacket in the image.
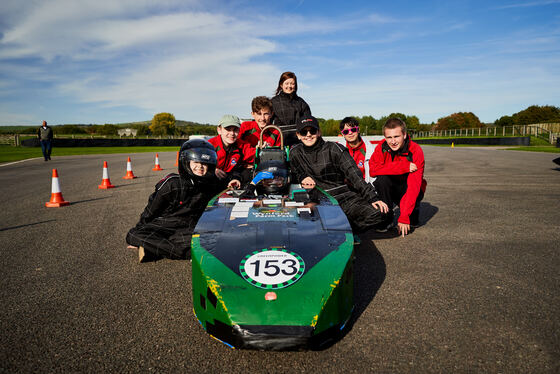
[369,118,427,237]
[337,116,375,183]
[208,114,255,187]
[239,96,282,147]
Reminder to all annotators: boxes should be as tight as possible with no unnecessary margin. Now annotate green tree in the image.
[512,105,560,126]
[494,115,513,127]
[150,112,176,136]
[435,112,482,130]
[132,124,150,136]
[358,115,375,135]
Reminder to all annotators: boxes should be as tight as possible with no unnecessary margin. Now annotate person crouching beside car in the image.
[289,116,391,237]
[369,117,427,237]
[126,139,227,262]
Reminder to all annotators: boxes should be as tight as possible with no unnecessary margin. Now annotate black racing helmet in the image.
[255,159,289,195]
[178,139,217,179]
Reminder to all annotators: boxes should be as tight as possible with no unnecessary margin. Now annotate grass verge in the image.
[503,146,560,153]
[0,145,181,164]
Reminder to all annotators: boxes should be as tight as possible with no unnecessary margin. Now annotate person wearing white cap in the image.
[208,114,255,188]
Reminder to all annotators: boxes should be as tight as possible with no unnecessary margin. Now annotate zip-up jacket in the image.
[138,173,224,227]
[335,137,376,183]
[208,136,255,180]
[271,91,311,146]
[239,120,282,147]
[290,138,379,203]
[369,137,427,224]
[38,126,53,141]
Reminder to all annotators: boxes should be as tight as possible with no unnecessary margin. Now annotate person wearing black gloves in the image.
[271,71,312,147]
[126,139,226,262]
[289,116,390,238]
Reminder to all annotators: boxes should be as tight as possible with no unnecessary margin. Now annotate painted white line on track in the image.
[0,157,43,167]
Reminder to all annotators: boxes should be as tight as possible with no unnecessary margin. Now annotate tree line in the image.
[3,105,558,137]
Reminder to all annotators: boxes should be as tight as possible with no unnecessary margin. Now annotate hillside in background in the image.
[0,120,214,134]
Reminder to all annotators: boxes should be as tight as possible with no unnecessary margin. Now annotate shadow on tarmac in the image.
[312,238,387,350]
[418,201,439,226]
[70,196,111,206]
[313,202,439,349]
[0,219,56,232]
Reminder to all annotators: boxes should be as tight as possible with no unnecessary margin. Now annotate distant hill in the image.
[0,120,214,133]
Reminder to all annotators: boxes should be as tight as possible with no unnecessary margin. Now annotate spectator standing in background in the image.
[38,120,53,161]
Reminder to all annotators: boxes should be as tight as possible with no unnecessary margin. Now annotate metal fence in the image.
[415,124,559,144]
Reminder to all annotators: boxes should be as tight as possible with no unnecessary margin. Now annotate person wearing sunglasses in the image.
[290,116,391,238]
[369,118,427,237]
[338,117,375,183]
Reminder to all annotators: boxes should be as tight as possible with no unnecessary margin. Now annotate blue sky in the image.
[0,0,559,126]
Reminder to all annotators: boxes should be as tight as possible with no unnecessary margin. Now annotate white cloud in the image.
[493,0,560,9]
[0,0,558,125]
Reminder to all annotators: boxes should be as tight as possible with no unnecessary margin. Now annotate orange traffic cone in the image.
[98,161,116,189]
[152,153,163,171]
[122,157,137,179]
[174,151,179,167]
[46,169,70,207]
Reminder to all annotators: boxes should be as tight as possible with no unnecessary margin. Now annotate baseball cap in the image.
[296,116,320,133]
[218,114,241,128]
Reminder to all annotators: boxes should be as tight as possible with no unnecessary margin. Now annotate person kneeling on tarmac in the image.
[126,139,227,263]
[289,116,391,238]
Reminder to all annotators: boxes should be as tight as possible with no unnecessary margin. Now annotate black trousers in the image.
[334,190,388,234]
[373,175,423,218]
[126,219,194,260]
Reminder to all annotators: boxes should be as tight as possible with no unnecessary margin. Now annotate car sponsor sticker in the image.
[239,248,305,289]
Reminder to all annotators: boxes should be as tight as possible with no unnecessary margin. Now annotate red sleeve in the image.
[239,121,252,141]
[398,143,425,224]
[369,141,410,177]
[241,141,256,165]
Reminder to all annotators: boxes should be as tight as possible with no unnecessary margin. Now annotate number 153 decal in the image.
[239,249,305,289]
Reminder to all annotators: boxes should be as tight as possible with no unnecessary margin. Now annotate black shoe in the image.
[375,222,395,233]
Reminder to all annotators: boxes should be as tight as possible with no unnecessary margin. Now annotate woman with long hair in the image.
[271,71,312,146]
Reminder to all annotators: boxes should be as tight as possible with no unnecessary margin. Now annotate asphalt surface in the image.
[1,147,559,373]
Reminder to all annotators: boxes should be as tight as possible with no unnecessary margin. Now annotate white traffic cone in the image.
[46,169,70,207]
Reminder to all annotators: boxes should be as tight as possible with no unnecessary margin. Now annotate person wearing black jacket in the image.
[37,120,53,161]
[126,139,226,262]
[271,71,312,147]
[289,116,390,235]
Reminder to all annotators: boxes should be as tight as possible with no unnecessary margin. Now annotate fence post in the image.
[503,127,505,136]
